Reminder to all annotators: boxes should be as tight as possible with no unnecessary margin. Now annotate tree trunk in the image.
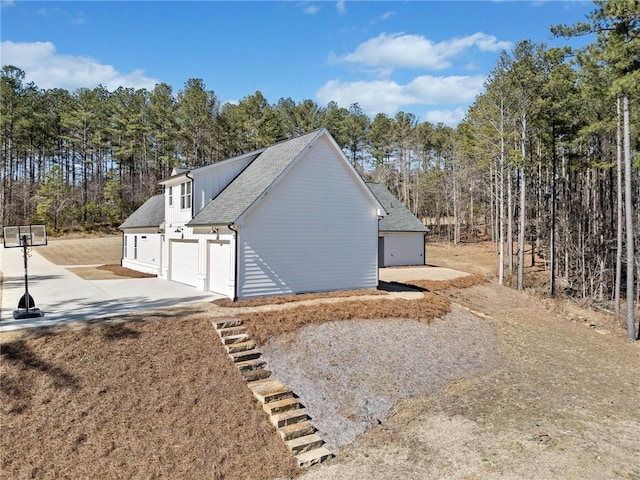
[498,109,505,285]
[615,97,623,315]
[550,124,557,297]
[623,94,636,340]
[517,116,526,291]
[507,164,514,275]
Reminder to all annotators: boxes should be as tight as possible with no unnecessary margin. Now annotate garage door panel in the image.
[171,241,198,287]
[208,241,231,295]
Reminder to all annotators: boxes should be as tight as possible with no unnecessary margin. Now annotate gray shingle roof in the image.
[366,183,428,233]
[119,194,165,230]
[188,129,324,226]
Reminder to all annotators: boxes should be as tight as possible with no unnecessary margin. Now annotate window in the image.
[124,235,128,258]
[134,236,138,260]
[180,182,191,210]
[168,186,173,206]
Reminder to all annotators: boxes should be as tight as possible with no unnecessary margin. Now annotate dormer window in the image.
[180,182,191,210]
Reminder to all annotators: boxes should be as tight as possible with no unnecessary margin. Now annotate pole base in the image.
[13,308,43,319]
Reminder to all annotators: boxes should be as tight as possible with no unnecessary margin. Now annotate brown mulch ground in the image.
[69,265,156,280]
[239,292,450,346]
[213,289,387,308]
[0,313,299,480]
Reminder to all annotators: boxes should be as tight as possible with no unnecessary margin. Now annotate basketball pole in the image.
[13,232,43,319]
[21,234,32,315]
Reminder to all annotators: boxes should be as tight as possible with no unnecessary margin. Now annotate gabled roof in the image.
[366,183,428,233]
[119,194,165,230]
[188,129,325,226]
[159,150,264,185]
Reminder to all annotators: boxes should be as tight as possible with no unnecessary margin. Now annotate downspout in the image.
[228,223,239,301]
[423,232,428,266]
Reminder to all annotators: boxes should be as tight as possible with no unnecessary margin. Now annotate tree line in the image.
[0,1,638,337]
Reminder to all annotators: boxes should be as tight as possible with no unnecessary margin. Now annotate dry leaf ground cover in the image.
[1,312,299,480]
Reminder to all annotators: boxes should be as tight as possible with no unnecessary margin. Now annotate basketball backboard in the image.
[3,225,48,248]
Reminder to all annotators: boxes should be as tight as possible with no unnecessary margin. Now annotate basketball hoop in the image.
[3,225,47,319]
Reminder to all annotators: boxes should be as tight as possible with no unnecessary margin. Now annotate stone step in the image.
[217,326,246,338]
[249,380,293,404]
[222,333,249,345]
[213,318,243,329]
[277,420,316,442]
[235,358,266,372]
[242,368,271,382]
[225,340,256,354]
[262,397,301,415]
[270,408,308,428]
[229,349,261,363]
[286,433,325,455]
[295,446,333,468]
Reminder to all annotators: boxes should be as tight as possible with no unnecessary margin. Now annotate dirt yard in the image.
[1,238,638,480]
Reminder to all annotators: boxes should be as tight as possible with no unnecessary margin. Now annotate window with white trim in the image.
[124,235,128,258]
[180,182,191,210]
[134,236,138,259]
[168,186,173,206]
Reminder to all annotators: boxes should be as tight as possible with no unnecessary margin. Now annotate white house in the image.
[366,183,428,267]
[120,129,385,300]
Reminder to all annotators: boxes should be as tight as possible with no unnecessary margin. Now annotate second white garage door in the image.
[170,240,198,287]
[208,241,231,296]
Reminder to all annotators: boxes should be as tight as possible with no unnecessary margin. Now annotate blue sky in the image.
[1,0,595,125]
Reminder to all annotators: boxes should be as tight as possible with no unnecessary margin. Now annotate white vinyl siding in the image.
[122,232,161,275]
[237,137,378,299]
[380,232,425,267]
[170,240,198,287]
[193,155,255,214]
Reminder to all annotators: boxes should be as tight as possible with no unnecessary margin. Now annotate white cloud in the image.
[336,1,345,14]
[339,32,512,71]
[370,11,395,26]
[1,41,159,91]
[424,108,467,126]
[316,74,485,119]
[37,6,86,24]
[302,3,320,15]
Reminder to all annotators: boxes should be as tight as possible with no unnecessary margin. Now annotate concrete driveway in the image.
[0,247,222,332]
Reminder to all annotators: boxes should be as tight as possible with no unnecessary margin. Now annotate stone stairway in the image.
[213,318,333,468]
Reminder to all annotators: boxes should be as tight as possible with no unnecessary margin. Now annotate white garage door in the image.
[170,240,198,287]
[208,241,231,295]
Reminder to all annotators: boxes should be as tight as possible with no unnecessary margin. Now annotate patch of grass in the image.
[406,274,487,292]
[37,236,122,266]
[68,265,156,280]
[97,264,156,278]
